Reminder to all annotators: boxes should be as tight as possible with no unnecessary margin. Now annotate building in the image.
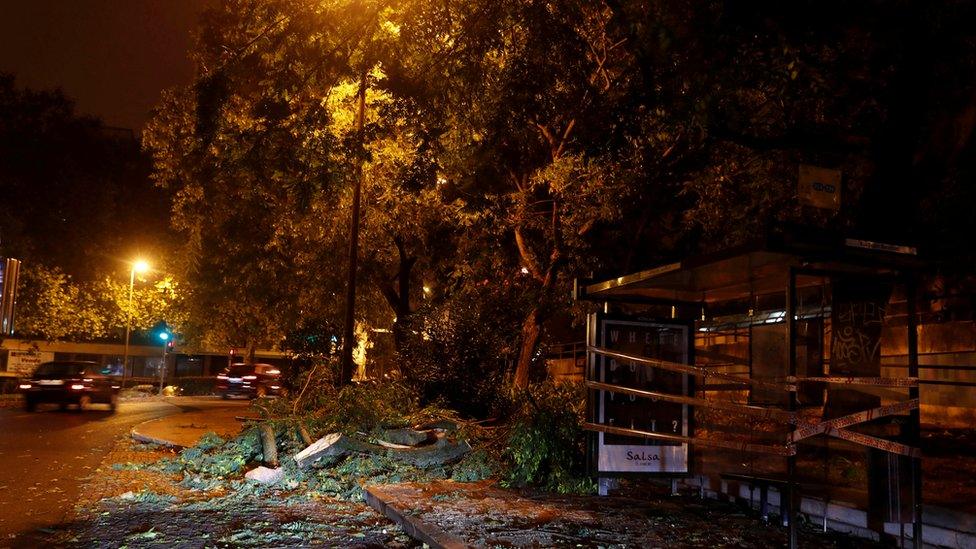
[0,338,290,383]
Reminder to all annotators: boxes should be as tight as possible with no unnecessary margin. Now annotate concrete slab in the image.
[366,484,469,549]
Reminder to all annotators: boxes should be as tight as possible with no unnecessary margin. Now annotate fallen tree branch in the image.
[254,401,272,420]
[259,423,279,468]
[292,363,320,416]
[297,422,314,446]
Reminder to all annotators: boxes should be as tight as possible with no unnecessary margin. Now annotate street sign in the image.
[798,164,842,210]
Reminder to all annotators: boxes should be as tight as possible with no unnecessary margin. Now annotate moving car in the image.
[19,360,120,412]
[216,363,283,399]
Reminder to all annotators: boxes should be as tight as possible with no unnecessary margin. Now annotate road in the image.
[0,396,245,545]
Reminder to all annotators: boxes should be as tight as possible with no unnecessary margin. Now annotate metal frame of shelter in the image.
[575,232,928,548]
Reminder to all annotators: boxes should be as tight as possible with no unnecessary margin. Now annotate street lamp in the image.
[122,259,150,387]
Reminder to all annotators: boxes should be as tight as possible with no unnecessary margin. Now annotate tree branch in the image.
[514,225,544,283]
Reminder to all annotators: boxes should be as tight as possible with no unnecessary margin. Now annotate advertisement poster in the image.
[6,350,55,376]
[589,314,693,474]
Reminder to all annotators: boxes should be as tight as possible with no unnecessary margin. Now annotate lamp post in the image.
[122,259,149,387]
[340,66,368,386]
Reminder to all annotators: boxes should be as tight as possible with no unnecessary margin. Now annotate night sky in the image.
[0,0,210,131]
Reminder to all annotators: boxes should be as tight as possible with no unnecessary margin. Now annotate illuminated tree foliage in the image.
[144,0,469,365]
[15,264,105,341]
[15,263,186,343]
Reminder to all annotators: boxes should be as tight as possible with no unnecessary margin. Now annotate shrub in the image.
[280,356,340,416]
[501,381,594,494]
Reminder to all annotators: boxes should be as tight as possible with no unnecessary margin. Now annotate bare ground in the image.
[28,427,965,548]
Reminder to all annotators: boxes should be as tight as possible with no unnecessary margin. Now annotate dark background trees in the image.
[0,74,180,342]
[0,74,172,280]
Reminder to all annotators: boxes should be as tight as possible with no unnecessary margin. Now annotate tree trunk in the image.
[513,307,542,388]
[246,341,256,364]
[379,236,416,355]
[258,423,278,468]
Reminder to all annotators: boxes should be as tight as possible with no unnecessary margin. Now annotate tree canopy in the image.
[145,0,976,388]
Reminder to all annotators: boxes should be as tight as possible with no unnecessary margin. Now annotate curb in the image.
[364,486,469,549]
[130,422,185,448]
[129,404,189,449]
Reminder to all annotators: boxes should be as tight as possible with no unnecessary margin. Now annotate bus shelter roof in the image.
[579,232,928,305]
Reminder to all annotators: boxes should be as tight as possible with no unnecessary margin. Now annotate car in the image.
[19,360,120,412]
[216,363,283,399]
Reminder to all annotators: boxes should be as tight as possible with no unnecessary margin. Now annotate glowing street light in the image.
[122,259,150,386]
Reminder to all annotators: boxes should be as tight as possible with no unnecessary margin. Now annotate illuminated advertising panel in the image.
[588,314,693,475]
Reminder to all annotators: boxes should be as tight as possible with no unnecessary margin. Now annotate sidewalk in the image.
[365,479,884,548]
[129,397,255,448]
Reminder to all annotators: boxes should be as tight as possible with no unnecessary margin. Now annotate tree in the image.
[604,0,976,258]
[94,273,188,340]
[146,0,976,393]
[15,264,106,341]
[383,1,640,387]
[143,0,359,359]
[144,0,469,371]
[14,263,186,343]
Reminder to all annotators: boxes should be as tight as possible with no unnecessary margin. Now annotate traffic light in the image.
[154,323,175,352]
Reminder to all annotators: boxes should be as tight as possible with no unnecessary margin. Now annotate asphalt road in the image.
[0,396,244,545]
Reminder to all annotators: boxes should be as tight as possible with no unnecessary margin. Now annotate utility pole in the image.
[158,332,169,396]
[340,67,368,385]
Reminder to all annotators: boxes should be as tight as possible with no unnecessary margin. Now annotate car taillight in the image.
[243,375,257,380]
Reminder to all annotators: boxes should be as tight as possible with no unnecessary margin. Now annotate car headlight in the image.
[18,383,31,390]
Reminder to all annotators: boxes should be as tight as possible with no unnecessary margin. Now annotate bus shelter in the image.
[575,232,928,548]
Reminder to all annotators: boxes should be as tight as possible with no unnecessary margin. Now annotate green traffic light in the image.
[159,332,170,341]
